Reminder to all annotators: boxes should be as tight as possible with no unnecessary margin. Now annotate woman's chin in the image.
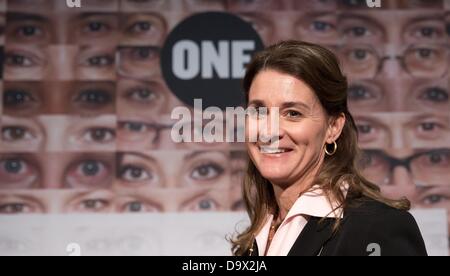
[258,167,291,183]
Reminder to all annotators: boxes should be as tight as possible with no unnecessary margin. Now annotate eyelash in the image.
[418,87,449,103]
[190,162,225,181]
[82,20,111,34]
[0,202,36,214]
[5,52,38,67]
[125,86,158,103]
[119,121,151,134]
[121,201,160,213]
[348,85,377,101]
[1,126,36,142]
[84,54,115,67]
[307,20,336,34]
[81,127,116,143]
[4,90,37,106]
[121,47,160,62]
[74,89,113,106]
[184,197,219,212]
[65,159,111,188]
[284,110,303,118]
[13,24,45,39]
[126,20,154,34]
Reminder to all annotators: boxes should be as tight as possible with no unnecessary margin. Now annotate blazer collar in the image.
[250,216,336,256]
[287,216,336,256]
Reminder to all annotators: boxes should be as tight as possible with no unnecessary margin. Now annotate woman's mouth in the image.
[258,146,293,155]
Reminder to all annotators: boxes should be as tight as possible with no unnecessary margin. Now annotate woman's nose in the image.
[46,46,77,80]
[258,112,284,145]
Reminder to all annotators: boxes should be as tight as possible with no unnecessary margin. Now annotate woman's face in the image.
[246,70,338,186]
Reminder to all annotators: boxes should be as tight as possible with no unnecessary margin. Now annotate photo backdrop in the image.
[0,0,449,255]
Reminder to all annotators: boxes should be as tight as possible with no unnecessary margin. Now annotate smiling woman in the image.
[231,40,428,256]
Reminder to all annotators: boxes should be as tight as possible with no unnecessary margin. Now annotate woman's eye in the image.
[348,85,374,101]
[78,15,118,38]
[123,201,144,212]
[14,25,44,39]
[191,163,224,181]
[80,161,102,175]
[0,203,33,214]
[4,90,36,106]
[127,21,153,34]
[187,198,219,212]
[417,48,433,58]
[122,47,159,62]
[407,22,444,41]
[422,194,448,205]
[419,87,449,103]
[121,201,160,213]
[356,121,381,143]
[121,201,161,213]
[126,87,157,103]
[345,26,370,38]
[1,126,35,142]
[423,151,450,167]
[417,27,439,38]
[120,122,150,133]
[83,21,109,34]
[78,199,109,212]
[82,128,115,143]
[0,159,27,176]
[310,20,334,33]
[66,160,111,188]
[0,158,38,189]
[86,54,114,67]
[350,48,372,61]
[357,123,373,134]
[120,165,153,182]
[75,90,112,106]
[285,110,302,118]
[417,121,442,132]
[5,53,36,67]
[411,47,439,61]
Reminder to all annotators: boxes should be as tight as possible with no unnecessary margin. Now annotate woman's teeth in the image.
[259,146,291,154]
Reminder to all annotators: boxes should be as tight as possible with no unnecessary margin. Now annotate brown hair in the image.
[231,40,410,256]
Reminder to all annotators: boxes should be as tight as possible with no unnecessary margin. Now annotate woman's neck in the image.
[271,169,319,222]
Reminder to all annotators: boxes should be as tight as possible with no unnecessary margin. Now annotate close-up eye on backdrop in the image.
[0,0,449,257]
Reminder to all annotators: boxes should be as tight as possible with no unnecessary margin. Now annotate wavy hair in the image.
[231,41,410,256]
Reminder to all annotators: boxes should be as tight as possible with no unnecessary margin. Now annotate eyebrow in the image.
[120,152,157,164]
[6,13,49,22]
[406,15,445,23]
[183,151,226,161]
[248,100,311,110]
[338,13,386,34]
[281,101,311,111]
[77,13,118,20]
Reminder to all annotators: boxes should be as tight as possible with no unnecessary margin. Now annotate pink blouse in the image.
[255,186,344,256]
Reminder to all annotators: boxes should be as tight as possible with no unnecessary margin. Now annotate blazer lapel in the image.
[287,216,335,256]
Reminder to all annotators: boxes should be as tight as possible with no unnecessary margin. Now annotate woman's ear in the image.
[326,113,346,144]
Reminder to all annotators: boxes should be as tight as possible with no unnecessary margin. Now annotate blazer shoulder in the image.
[341,197,427,256]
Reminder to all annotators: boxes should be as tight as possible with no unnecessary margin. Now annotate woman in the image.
[232,41,427,256]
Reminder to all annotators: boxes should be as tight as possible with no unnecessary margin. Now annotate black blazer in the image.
[250,197,428,256]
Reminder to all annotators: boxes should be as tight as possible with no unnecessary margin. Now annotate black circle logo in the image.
[161,12,264,110]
